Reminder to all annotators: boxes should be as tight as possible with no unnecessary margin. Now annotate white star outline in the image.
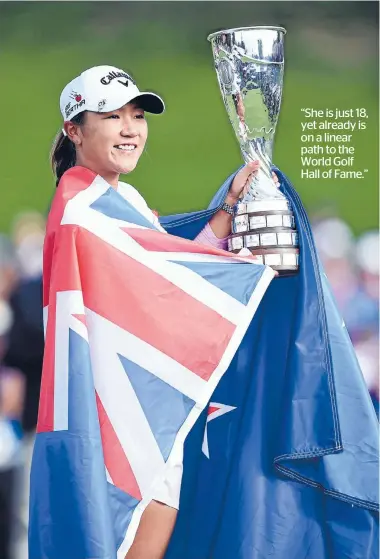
[202,402,236,459]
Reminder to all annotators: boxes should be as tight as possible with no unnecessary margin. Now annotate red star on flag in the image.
[202,402,236,459]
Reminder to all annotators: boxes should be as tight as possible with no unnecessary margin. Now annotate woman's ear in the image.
[64,121,82,146]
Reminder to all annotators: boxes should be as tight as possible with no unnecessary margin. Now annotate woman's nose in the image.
[120,118,138,137]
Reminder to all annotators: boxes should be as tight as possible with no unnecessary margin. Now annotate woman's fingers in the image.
[272,171,280,186]
[236,162,281,197]
[249,160,260,173]
[242,161,260,181]
[249,164,279,184]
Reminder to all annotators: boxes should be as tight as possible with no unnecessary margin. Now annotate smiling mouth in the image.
[114,144,137,152]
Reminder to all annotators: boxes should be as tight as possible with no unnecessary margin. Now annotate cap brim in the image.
[132,92,165,114]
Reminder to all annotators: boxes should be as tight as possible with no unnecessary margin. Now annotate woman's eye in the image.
[135,113,145,119]
[106,114,120,119]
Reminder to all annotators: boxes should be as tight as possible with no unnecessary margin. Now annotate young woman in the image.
[50,65,278,559]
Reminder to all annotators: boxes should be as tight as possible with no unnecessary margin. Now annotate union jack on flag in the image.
[29,166,274,559]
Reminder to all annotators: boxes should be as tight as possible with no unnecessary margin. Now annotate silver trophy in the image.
[208,26,299,274]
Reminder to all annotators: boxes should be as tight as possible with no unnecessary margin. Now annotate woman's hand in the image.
[226,160,280,205]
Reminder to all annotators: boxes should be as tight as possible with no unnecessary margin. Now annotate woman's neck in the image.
[74,159,119,189]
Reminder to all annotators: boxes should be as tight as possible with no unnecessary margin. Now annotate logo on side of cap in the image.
[65,90,86,119]
[98,99,107,111]
[70,91,83,103]
[100,70,136,86]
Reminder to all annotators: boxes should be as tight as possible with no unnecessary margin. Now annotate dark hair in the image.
[50,112,86,187]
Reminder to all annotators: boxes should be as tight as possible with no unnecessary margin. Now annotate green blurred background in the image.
[0,1,378,234]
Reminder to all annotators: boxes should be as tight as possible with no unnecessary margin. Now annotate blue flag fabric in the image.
[29,167,275,559]
[162,167,379,559]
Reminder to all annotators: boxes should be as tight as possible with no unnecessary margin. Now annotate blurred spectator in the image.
[0,212,45,558]
[0,242,25,559]
[4,275,44,434]
[312,217,358,308]
[2,273,44,559]
[0,235,19,301]
[313,218,379,416]
[353,231,379,413]
[343,231,379,342]
[355,334,379,415]
[11,212,45,281]
[4,211,45,433]
[355,230,379,298]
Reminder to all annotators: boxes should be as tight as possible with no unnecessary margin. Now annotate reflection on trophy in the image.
[208,26,299,275]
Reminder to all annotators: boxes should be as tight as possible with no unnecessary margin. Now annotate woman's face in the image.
[68,101,148,186]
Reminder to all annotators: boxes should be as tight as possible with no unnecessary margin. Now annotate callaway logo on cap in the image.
[59,65,165,122]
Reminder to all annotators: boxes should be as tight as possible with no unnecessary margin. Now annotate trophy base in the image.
[229,245,299,276]
[236,199,291,215]
[233,210,296,233]
[229,203,300,276]
[230,226,298,249]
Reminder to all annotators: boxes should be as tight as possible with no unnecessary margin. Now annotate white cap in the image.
[60,65,165,122]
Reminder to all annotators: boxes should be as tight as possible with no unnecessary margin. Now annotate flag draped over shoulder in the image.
[28,166,274,559]
[163,167,380,559]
